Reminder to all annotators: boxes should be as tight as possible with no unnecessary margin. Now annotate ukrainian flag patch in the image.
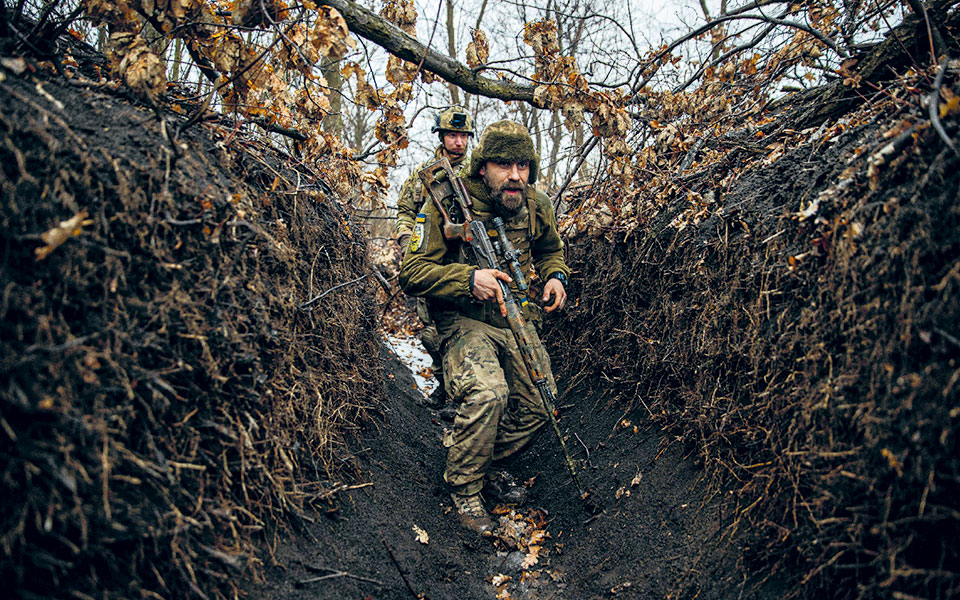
[410,213,427,253]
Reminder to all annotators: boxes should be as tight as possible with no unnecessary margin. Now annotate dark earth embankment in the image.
[551,67,960,598]
[0,60,383,599]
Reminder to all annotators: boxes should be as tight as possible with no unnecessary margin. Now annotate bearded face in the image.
[481,160,530,216]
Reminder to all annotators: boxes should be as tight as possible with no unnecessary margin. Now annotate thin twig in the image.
[574,432,593,468]
[551,137,599,210]
[25,330,105,354]
[164,211,203,226]
[296,570,383,587]
[176,84,218,139]
[370,267,392,294]
[382,538,430,600]
[935,327,960,349]
[630,1,845,96]
[299,274,369,309]
[45,4,84,43]
[927,56,958,157]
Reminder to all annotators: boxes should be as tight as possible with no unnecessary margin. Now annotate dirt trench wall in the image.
[0,73,382,598]
[550,93,960,597]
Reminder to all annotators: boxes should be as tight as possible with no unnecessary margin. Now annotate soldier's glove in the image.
[398,233,411,254]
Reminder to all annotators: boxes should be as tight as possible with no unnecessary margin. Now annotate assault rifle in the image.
[418,157,594,507]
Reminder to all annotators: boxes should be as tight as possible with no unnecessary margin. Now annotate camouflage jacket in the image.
[395,146,465,251]
[398,176,570,329]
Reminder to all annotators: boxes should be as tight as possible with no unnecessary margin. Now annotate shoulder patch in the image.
[409,213,427,253]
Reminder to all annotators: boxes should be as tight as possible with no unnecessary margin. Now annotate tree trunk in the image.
[170,38,182,82]
[321,57,343,137]
[445,0,460,106]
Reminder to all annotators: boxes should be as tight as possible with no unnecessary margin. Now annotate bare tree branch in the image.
[673,19,780,93]
[474,0,489,33]
[699,0,711,21]
[318,0,537,105]
[630,3,846,98]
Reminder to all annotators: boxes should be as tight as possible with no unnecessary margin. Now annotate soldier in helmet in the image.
[399,120,570,534]
[395,105,475,415]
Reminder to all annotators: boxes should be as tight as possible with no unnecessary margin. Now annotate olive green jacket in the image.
[395,146,465,251]
[398,175,569,329]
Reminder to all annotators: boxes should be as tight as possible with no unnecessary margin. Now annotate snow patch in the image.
[384,334,438,397]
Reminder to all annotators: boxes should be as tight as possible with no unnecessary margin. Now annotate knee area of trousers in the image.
[530,403,550,425]
[462,381,509,410]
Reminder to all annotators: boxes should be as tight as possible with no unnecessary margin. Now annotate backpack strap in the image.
[527,193,537,240]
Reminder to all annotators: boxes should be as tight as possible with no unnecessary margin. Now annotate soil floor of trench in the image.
[247,341,787,600]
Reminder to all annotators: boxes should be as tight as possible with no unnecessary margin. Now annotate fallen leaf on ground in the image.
[412,524,429,544]
[521,546,540,568]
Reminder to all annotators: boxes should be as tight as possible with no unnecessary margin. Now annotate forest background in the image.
[20,0,910,230]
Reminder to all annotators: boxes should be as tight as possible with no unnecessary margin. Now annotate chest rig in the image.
[458,192,542,328]
[418,158,542,329]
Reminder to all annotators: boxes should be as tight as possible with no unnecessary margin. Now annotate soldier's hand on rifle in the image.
[543,278,567,313]
[472,268,512,317]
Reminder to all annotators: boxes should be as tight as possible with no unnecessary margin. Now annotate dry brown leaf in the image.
[380,0,417,34]
[310,6,356,59]
[523,20,559,56]
[412,524,429,544]
[940,87,959,118]
[385,55,419,85]
[467,29,489,68]
[520,546,540,568]
[108,32,165,100]
[355,78,381,109]
[466,42,480,69]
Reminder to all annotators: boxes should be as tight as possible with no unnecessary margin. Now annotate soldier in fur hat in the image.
[399,120,570,534]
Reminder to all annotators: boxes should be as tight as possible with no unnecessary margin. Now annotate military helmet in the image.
[432,105,474,136]
[467,120,540,183]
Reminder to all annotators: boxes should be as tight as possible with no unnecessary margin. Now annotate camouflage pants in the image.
[439,315,553,495]
[416,298,443,378]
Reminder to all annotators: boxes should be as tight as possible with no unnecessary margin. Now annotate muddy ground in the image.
[247,346,775,600]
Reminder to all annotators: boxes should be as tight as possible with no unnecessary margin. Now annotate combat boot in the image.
[484,470,527,505]
[450,492,494,535]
